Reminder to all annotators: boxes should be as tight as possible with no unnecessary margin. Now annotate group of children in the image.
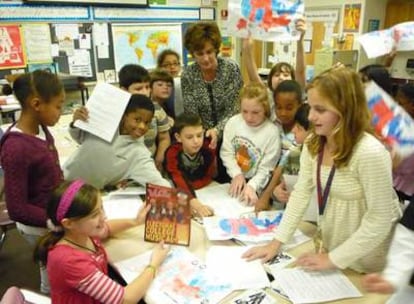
[0,26,414,303]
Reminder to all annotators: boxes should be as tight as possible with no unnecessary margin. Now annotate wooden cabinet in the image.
[384,0,414,28]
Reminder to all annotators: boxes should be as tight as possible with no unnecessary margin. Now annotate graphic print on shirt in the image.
[232,136,262,178]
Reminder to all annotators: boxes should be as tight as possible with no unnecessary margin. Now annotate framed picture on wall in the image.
[343,4,361,32]
[24,0,148,6]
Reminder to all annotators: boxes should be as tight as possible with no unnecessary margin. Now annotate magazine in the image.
[144,183,191,246]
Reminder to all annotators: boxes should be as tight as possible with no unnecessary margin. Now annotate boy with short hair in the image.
[65,94,170,190]
[145,69,173,170]
[118,64,151,97]
[164,113,215,217]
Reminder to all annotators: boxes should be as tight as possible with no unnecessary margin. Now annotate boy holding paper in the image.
[64,94,170,189]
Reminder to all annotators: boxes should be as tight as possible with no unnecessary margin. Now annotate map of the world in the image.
[112,23,183,71]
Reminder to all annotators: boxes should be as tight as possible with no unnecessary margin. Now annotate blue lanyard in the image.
[316,146,336,216]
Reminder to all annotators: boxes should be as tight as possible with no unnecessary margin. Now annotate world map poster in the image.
[111,23,182,71]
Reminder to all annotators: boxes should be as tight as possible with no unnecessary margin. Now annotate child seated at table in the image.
[34,179,170,303]
[145,69,173,170]
[164,113,215,217]
[220,82,281,206]
[64,94,170,189]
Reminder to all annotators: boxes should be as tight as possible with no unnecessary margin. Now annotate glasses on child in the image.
[161,62,180,68]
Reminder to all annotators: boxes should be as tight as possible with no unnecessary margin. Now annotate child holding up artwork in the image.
[34,179,169,303]
[220,83,281,206]
[164,113,216,217]
[64,94,170,189]
[243,67,401,274]
[0,70,65,293]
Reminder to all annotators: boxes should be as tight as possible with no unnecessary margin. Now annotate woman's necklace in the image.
[63,238,96,254]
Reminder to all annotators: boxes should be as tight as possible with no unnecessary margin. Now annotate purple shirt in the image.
[0,125,63,227]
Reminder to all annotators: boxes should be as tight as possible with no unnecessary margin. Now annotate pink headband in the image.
[56,180,85,222]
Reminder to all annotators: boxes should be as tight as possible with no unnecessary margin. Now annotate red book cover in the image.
[144,183,191,246]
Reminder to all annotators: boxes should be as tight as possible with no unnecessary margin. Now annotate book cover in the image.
[263,252,296,276]
[144,183,191,246]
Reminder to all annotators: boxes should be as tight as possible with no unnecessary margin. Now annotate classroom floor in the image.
[0,228,39,296]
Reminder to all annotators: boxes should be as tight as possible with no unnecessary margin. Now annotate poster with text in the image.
[227,0,305,41]
[0,24,26,70]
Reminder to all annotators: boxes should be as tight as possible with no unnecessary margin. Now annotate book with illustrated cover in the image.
[144,183,191,246]
[263,252,296,276]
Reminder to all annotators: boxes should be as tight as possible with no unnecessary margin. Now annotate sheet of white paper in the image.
[386,285,414,304]
[283,174,298,192]
[108,186,146,198]
[195,183,254,217]
[21,289,51,304]
[206,246,270,290]
[102,196,143,220]
[78,33,91,49]
[74,82,131,142]
[277,268,362,303]
[264,252,296,276]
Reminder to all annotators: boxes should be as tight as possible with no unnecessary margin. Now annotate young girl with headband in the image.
[34,180,169,303]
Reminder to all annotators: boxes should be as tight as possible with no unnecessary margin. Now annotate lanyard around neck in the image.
[316,146,336,216]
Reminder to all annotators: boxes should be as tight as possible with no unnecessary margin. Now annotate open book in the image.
[144,183,191,246]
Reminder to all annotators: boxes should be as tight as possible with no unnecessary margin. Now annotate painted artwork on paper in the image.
[365,81,414,159]
[227,0,305,41]
[203,210,284,243]
[146,247,233,304]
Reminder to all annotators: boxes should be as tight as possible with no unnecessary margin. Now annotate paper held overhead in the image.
[226,0,305,41]
[358,21,414,58]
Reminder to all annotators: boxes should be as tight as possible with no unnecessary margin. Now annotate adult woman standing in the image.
[181,22,243,150]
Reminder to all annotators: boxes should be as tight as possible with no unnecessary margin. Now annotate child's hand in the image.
[191,198,214,217]
[362,273,395,294]
[72,106,89,124]
[135,204,151,226]
[296,252,336,271]
[150,241,170,269]
[229,174,245,198]
[242,185,258,206]
[295,17,306,39]
[273,180,290,204]
[205,128,218,149]
[255,196,271,212]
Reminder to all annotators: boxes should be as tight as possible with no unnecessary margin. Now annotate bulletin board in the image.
[304,8,341,65]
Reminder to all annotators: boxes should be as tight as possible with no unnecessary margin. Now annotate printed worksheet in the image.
[277,268,362,303]
[74,82,131,142]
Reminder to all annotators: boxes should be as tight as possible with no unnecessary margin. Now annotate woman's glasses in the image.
[161,62,180,68]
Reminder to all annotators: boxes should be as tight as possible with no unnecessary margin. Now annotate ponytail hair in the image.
[34,180,99,265]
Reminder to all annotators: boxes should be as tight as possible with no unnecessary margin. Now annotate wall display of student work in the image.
[0,22,96,81]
